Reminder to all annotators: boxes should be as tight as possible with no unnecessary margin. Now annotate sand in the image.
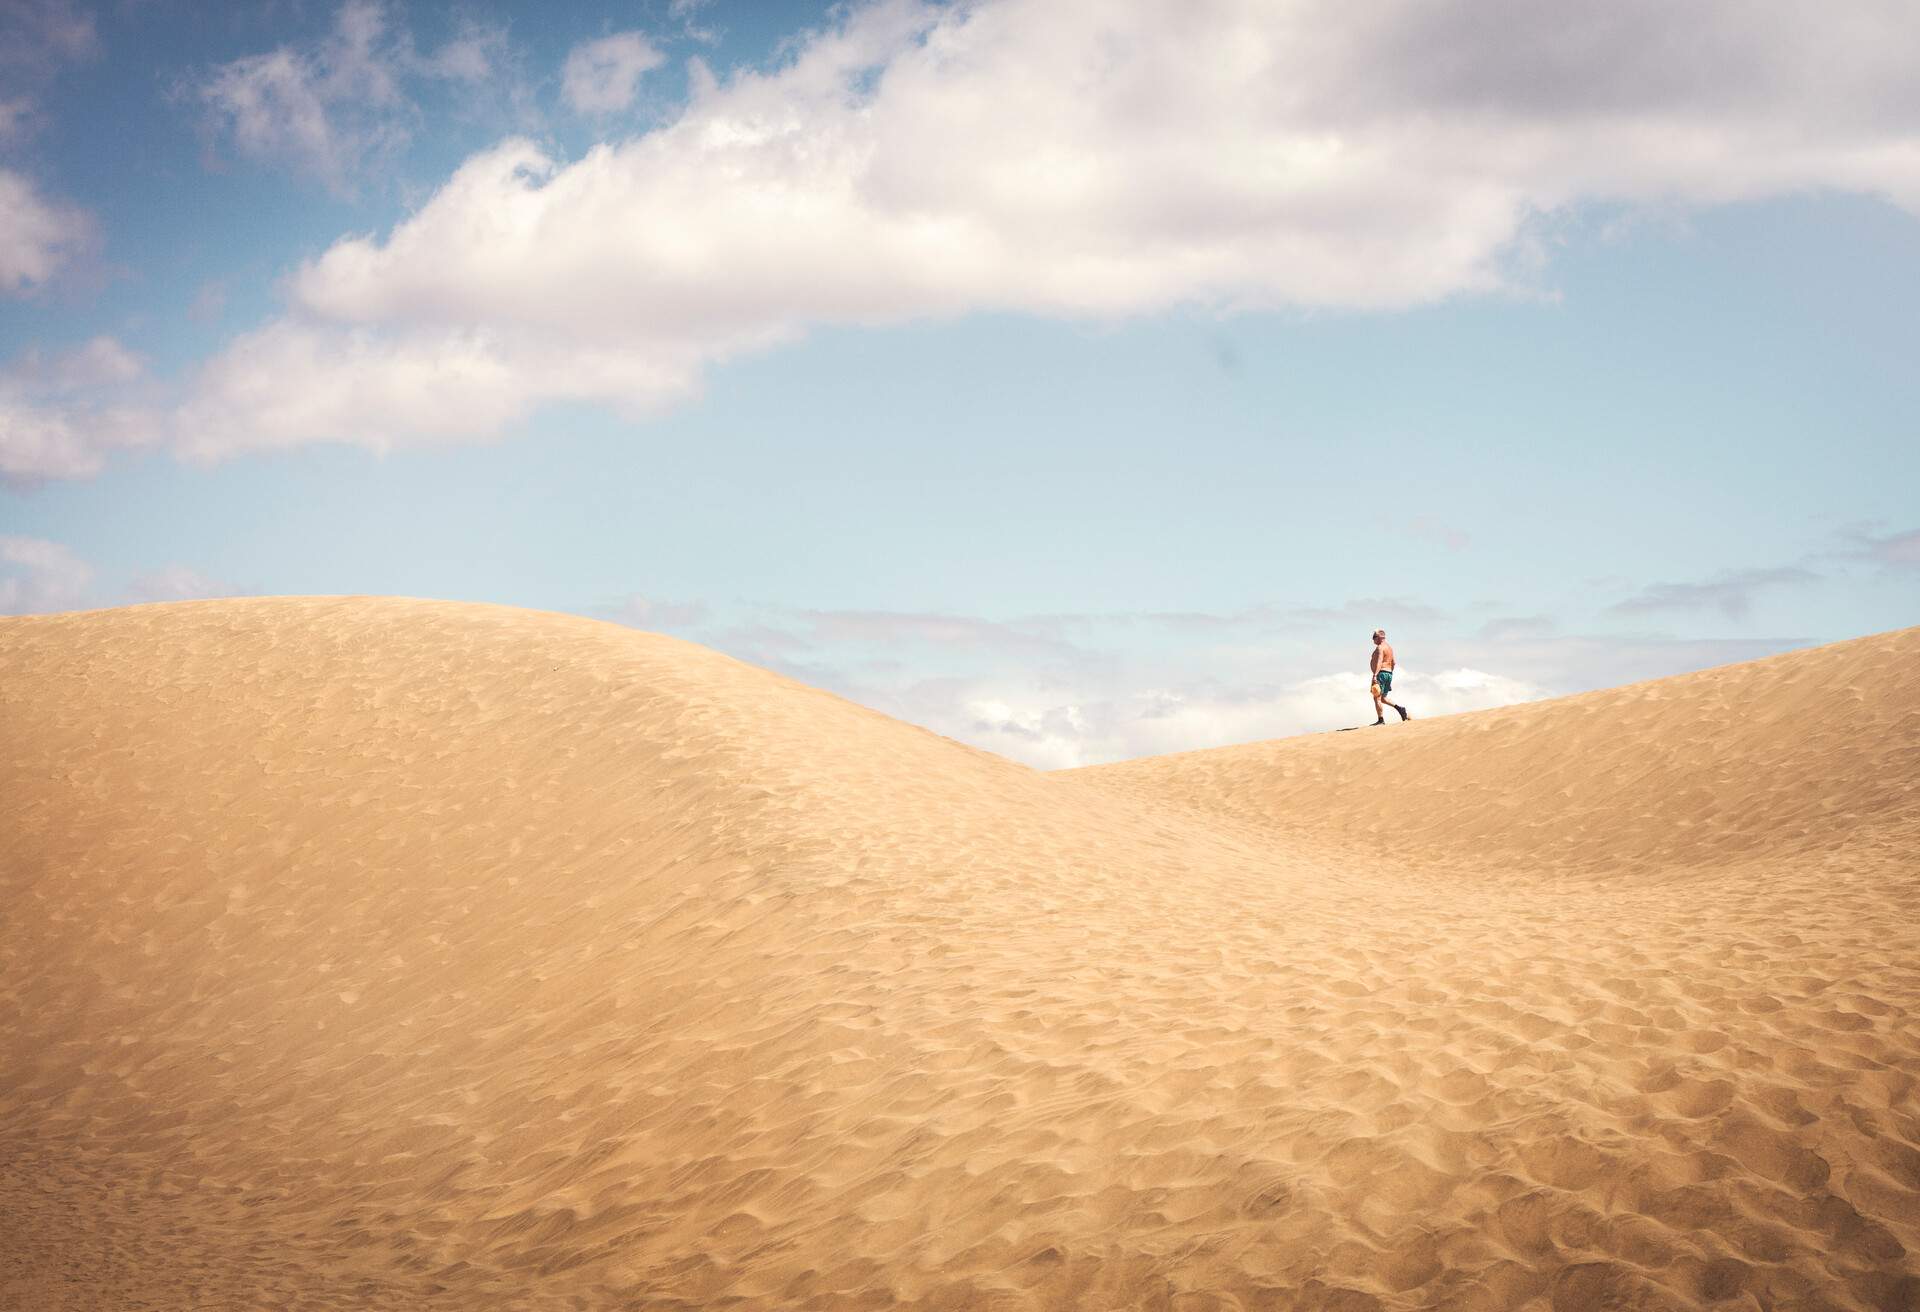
[1,597,1915,1311]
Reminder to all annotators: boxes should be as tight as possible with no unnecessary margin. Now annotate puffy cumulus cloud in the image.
[172,317,706,459]
[0,167,93,295]
[167,0,1920,460]
[563,32,666,115]
[0,535,92,614]
[0,337,151,482]
[192,0,507,193]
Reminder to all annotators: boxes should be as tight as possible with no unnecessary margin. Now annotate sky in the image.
[2,0,1916,766]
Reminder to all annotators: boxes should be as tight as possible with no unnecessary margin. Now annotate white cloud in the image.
[0,0,97,144]
[0,0,95,73]
[192,0,511,193]
[195,0,406,192]
[415,22,504,84]
[0,96,32,143]
[1847,525,1920,570]
[605,594,709,630]
[0,337,150,482]
[0,167,93,295]
[7,335,144,389]
[668,0,721,46]
[0,543,246,616]
[1608,566,1820,619]
[562,32,665,115]
[124,565,248,605]
[162,0,1920,463]
[188,279,227,324]
[0,399,107,481]
[0,535,92,614]
[172,316,705,459]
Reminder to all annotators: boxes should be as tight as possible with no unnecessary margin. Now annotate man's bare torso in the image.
[1371,641,1395,674]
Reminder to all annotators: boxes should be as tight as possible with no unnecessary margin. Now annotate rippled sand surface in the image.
[2,598,1916,1310]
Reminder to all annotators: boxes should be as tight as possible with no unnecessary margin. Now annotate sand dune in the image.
[1,598,1915,1310]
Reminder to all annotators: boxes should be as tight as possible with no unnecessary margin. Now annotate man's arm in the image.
[1370,647,1381,673]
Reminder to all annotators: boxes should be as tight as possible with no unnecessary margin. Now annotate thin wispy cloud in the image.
[1408,516,1471,553]
[1477,615,1558,642]
[188,280,228,324]
[605,594,710,630]
[194,0,407,193]
[0,0,95,74]
[1432,632,1813,694]
[0,337,149,482]
[0,0,98,137]
[0,97,30,145]
[798,608,1086,660]
[0,538,255,615]
[1609,566,1820,620]
[124,565,250,605]
[668,0,722,45]
[191,0,507,195]
[1291,597,1450,628]
[1845,525,1920,570]
[562,32,665,115]
[0,534,92,614]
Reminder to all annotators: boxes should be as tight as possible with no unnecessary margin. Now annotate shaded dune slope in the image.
[2,599,1916,1311]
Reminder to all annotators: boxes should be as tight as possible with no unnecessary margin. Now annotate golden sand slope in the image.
[1,599,1915,1311]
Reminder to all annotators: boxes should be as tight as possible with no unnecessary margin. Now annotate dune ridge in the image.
[2,598,1916,1310]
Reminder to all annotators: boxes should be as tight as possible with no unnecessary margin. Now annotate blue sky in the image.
[2,0,1916,764]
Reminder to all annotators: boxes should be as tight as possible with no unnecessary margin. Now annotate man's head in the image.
[1373,629,1386,644]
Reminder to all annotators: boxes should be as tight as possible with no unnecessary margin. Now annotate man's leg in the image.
[1371,678,1386,723]
[1382,673,1409,721]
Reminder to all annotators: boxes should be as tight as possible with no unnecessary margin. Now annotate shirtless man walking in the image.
[1370,629,1411,725]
